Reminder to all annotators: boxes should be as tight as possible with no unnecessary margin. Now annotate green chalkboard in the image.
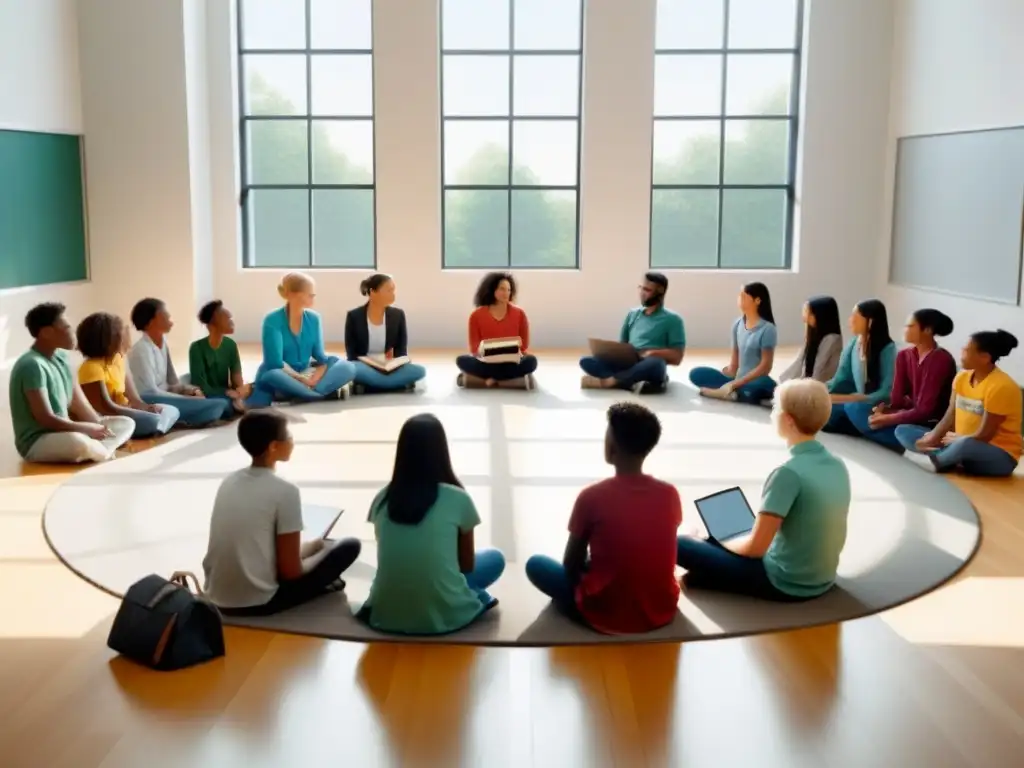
[0,129,88,290]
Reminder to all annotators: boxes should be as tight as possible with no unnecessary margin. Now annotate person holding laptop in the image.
[676,378,851,601]
[579,272,685,394]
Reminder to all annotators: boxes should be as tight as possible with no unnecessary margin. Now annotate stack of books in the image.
[477,337,522,364]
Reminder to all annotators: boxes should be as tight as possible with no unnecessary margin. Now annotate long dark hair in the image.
[381,414,464,525]
[856,299,893,393]
[804,296,842,377]
[743,282,775,325]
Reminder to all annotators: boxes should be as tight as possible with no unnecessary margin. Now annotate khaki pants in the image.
[23,416,135,464]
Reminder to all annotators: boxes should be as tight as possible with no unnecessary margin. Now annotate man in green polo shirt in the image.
[580,271,686,394]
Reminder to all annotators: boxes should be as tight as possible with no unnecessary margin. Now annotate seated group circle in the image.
[7,271,1021,638]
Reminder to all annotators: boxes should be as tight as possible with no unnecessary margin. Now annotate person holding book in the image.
[844,308,957,452]
[778,296,844,384]
[76,312,180,438]
[895,329,1021,477]
[579,271,686,394]
[253,271,356,402]
[689,282,779,403]
[357,413,505,635]
[203,410,362,615]
[456,271,538,388]
[189,300,266,412]
[344,273,426,394]
[676,378,851,601]
[127,298,235,426]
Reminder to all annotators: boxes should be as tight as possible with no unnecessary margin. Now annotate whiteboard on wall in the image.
[888,126,1024,305]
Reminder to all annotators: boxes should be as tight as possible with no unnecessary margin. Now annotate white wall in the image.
[881,0,1024,379]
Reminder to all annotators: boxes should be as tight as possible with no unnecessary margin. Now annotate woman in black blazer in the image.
[344,274,426,394]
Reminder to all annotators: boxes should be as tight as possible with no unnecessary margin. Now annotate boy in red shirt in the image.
[524,402,683,633]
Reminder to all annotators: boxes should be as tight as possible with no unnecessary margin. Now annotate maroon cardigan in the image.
[886,346,957,425]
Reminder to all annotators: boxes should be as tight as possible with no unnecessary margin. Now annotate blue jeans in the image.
[579,355,668,389]
[844,401,904,452]
[254,356,356,402]
[126,403,180,438]
[464,548,506,607]
[823,403,860,435]
[352,360,426,392]
[688,367,777,404]
[142,392,233,427]
[676,536,801,602]
[894,425,1019,477]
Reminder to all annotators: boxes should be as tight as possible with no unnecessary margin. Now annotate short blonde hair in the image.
[774,378,831,435]
[277,271,313,300]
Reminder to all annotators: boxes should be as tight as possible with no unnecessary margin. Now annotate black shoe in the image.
[632,380,667,395]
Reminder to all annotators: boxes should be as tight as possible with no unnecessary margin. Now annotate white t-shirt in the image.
[127,334,179,394]
[367,315,387,356]
[202,467,304,608]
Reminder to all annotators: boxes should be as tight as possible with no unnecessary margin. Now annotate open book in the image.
[477,337,522,364]
[358,354,410,373]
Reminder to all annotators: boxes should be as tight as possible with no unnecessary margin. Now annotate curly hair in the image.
[24,303,66,338]
[473,271,517,307]
[130,298,165,331]
[607,402,662,458]
[76,312,122,360]
[198,300,224,326]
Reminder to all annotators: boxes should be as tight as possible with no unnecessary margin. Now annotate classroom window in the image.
[237,0,376,268]
[440,0,584,269]
[651,0,803,269]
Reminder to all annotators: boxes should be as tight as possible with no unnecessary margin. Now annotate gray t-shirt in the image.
[202,467,304,608]
[732,317,778,378]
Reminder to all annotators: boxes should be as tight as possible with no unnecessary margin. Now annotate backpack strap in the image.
[170,571,204,595]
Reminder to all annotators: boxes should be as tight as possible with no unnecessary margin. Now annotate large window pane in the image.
[655,0,724,50]
[652,120,720,185]
[513,56,579,116]
[650,190,719,268]
[444,190,510,267]
[511,190,576,267]
[312,190,375,267]
[310,0,372,49]
[723,120,788,185]
[243,55,307,115]
[720,189,787,268]
[728,0,798,49]
[312,121,374,184]
[241,0,306,50]
[248,190,310,267]
[445,121,509,185]
[443,56,510,116]
[311,55,373,116]
[247,120,309,185]
[514,0,581,50]
[725,54,793,115]
[654,55,722,116]
[512,121,577,186]
[442,0,510,50]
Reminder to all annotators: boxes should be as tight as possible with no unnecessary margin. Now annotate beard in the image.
[642,292,663,308]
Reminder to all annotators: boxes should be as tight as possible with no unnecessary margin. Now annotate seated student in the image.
[845,309,956,452]
[579,271,685,394]
[525,403,682,634]
[690,282,779,403]
[344,273,426,394]
[127,298,234,427]
[203,409,362,615]
[822,299,897,435]
[254,272,356,402]
[896,329,1021,477]
[677,378,851,601]
[358,413,505,635]
[456,271,537,389]
[76,312,180,438]
[9,303,134,464]
[778,296,844,384]
[189,300,265,412]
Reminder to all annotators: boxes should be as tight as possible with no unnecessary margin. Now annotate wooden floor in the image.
[1,350,1023,767]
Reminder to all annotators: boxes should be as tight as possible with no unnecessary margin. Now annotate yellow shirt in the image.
[78,354,129,406]
[953,368,1023,460]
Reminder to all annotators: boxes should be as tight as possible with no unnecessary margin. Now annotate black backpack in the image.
[107,572,225,670]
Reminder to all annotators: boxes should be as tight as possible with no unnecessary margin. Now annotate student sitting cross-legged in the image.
[844,309,957,452]
[778,295,844,384]
[190,300,266,413]
[579,271,685,394]
[357,414,505,635]
[690,282,779,404]
[525,403,683,634]
[203,410,362,616]
[677,378,851,601]
[456,271,537,389]
[896,329,1021,477]
[9,303,134,464]
[127,298,234,427]
[253,272,356,402]
[344,273,426,394]
[76,312,180,439]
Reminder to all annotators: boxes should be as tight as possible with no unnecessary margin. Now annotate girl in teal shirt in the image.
[823,299,897,435]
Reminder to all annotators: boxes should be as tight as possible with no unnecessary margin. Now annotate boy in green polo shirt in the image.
[676,378,851,600]
[189,300,263,413]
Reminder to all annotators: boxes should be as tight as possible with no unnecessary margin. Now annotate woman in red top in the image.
[456,272,538,388]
